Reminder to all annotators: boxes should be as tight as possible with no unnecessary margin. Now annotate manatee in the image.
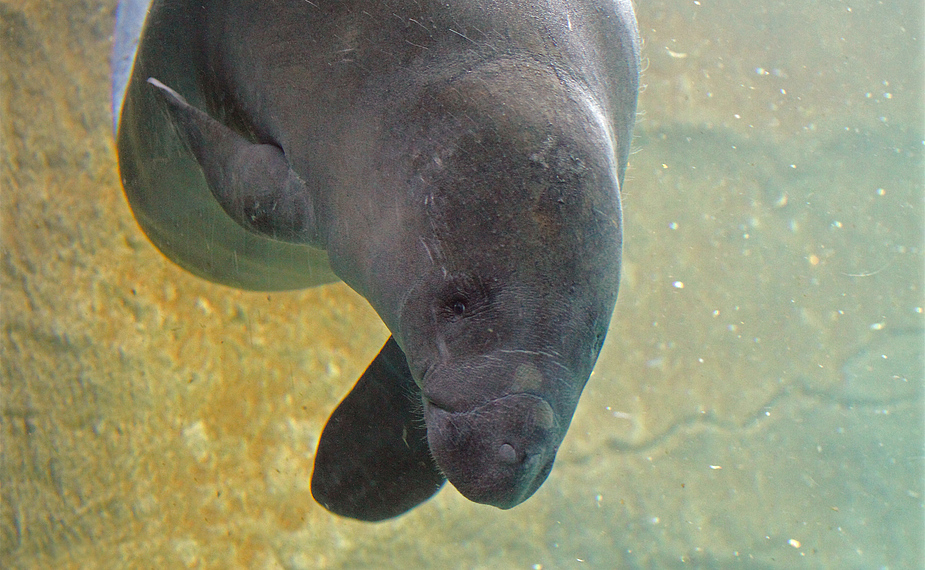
[113,0,639,521]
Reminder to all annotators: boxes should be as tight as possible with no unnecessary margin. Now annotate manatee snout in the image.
[424,392,561,509]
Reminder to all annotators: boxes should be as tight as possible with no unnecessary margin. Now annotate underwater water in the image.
[1,0,922,567]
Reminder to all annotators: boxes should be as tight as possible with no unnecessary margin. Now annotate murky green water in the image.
[2,0,922,567]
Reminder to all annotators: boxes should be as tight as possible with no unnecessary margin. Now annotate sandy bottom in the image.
[2,0,922,567]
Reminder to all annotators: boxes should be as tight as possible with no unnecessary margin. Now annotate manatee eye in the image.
[440,292,470,322]
[438,275,489,322]
[451,299,466,316]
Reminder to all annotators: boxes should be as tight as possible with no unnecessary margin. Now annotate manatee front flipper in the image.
[146,77,319,244]
[312,337,446,521]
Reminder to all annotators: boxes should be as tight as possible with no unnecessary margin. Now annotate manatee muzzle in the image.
[423,392,560,509]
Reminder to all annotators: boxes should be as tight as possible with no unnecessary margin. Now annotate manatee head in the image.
[355,64,625,508]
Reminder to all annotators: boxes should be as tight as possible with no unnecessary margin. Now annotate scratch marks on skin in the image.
[475,353,508,366]
[448,28,476,45]
[418,233,447,278]
[420,192,451,276]
[448,26,498,53]
[408,18,434,38]
[420,237,435,265]
[497,349,571,374]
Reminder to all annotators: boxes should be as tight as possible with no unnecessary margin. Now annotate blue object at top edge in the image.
[111,0,152,136]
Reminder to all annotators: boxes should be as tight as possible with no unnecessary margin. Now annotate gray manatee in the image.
[113,0,639,521]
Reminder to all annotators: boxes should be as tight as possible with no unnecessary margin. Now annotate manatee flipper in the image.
[146,77,319,244]
[312,337,446,521]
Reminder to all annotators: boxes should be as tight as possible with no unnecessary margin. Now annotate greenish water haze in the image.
[2,0,922,568]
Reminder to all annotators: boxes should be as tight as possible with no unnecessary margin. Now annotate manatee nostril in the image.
[498,443,518,464]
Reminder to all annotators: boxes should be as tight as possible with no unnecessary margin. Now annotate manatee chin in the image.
[423,392,561,509]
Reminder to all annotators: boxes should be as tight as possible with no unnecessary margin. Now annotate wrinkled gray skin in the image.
[116,0,639,519]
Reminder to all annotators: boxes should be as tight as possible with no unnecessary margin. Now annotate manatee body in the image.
[114,0,639,521]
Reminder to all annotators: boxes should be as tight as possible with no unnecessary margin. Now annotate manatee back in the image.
[113,0,337,291]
